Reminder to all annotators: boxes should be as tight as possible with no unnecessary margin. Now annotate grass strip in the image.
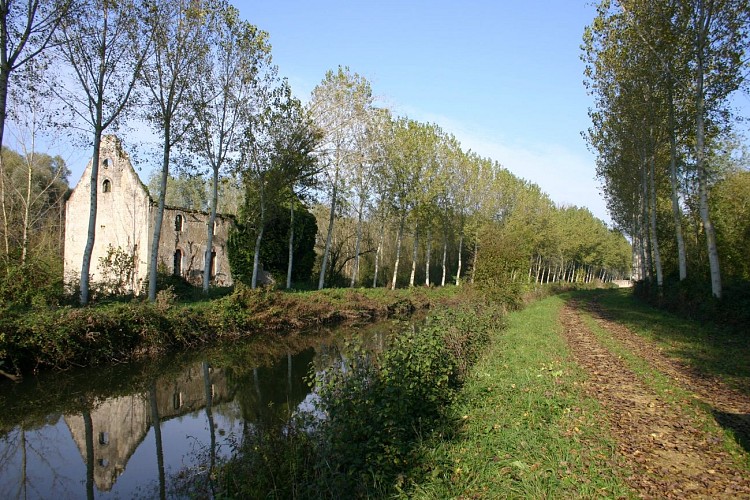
[404,295,630,499]
[575,288,750,391]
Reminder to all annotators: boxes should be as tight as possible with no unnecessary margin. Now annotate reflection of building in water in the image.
[65,395,150,492]
[63,363,231,492]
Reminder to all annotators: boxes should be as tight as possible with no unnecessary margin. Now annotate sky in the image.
[39,1,639,226]
[232,0,611,222]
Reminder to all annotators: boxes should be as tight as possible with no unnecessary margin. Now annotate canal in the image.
[0,320,396,498]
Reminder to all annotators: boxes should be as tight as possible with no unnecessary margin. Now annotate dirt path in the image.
[560,301,750,498]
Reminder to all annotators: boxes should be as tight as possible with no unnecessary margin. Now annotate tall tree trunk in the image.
[455,233,463,286]
[149,122,171,301]
[203,166,218,293]
[350,196,365,287]
[318,166,339,290]
[286,201,294,289]
[648,152,663,287]
[409,223,418,287]
[640,180,652,281]
[149,383,166,500]
[83,409,95,500]
[695,22,722,298]
[667,82,687,280]
[0,67,10,259]
[441,234,448,286]
[21,149,33,265]
[203,362,216,495]
[391,214,405,290]
[80,130,104,304]
[251,190,265,289]
[373,217,385,287]
[471,239,478,284]
[424,229,431,286]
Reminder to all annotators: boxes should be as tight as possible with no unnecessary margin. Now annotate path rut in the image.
[560,301,750,498]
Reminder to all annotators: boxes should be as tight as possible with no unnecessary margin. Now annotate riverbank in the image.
[208,288,750,498]
[0,285,463,380]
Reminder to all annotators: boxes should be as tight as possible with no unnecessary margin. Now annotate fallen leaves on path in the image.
[560,302,750,499]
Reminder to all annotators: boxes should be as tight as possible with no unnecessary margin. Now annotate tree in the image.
[55,0,149,304]
[142,0,212,301]
[308,66,373,290]
[190,2,271,293]
[238,79,318,288]
[0,0,70,260]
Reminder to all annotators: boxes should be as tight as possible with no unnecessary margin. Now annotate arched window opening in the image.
[102,158,110,169]
[175,214,183,232]
[102,179,111,193]
[173,249,182,276]
[210,250,217,278]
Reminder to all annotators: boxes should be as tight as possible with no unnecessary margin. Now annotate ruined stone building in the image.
[64,135,233,294]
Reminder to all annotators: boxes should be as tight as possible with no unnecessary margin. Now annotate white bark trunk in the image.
[409,223,418,287]
[80,131,103,304]
[373,218,385,288]
[202,166,218,293]
[350,197,365,287]
[391,214,405,289]
[455,234,463,285]
[667,82,687,280]
[318,166,340,290]
[695,20,722,298]
[648,152,663,287]
[424,229,431,286]
[441,235,448,286]
[149,122,171,301]
[286,202,294,289]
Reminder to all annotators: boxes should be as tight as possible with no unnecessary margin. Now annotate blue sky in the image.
[234,0,610,222]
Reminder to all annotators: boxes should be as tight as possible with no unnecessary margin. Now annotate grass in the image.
[571,288,750,393]
[403,295,631,499]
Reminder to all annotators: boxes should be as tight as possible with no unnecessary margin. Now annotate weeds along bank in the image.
[213,302,500,499]
[211,289,625,499]
[0,285,460,379]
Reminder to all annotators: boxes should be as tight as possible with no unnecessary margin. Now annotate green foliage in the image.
[313,306,492,496]
[97,244,137,296]
[0,255,65,310]
[711,170,750,281]
[229,197,317,285]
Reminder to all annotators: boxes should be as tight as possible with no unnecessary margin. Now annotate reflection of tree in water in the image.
[0,414,84,500]
[227,347,317,434]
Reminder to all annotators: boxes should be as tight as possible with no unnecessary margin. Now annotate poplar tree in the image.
[0,0,71,259]
[142,0,211,301]
[190,2,271,294]
[55,0,149,304]
[308,67,373,290]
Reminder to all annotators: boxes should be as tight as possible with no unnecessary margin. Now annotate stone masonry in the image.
[64,135,233,294]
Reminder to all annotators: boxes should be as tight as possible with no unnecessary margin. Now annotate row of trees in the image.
[583,0,750,298]
[0,0,631,307]
[287,68,630,291]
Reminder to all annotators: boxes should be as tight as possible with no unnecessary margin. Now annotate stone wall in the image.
[64,136,151,294]
[64,135,234,293]
[157,207,233,287]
